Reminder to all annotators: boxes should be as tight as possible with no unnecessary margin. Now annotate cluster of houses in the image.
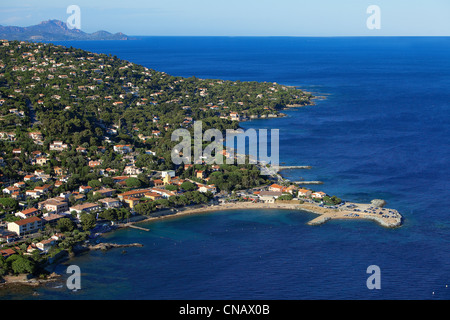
[0,231,65,258]
[0,40,307,256]
[248,183,328,204]
[0,167,218,244]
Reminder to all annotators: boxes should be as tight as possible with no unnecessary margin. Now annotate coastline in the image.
[119,200,402,230]
[0,273,61,288]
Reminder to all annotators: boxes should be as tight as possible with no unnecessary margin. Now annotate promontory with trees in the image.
[2,40,354,284]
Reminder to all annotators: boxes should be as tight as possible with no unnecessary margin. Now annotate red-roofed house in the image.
[0,248,17,258]
[311,191,327,199]
[297,188,312,198]
[15,207,40,219]
[268,184,284,193]
[79,186,93,193]
[7,216,45,235]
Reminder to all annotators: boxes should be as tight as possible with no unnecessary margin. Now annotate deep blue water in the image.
[2,37,449,300]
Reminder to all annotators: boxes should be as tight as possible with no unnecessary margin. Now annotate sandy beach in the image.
[122,200,402,229]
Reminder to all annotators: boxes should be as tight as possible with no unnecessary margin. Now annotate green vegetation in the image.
[277,194,293,201]
[0,40,312,186]
[0,40,315,280]
[323,195,342,206]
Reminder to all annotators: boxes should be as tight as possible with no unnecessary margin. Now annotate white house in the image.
[36,239,55,252]
[26,189,42,199]
[113,145,132,154]
[161,170,175,178]
[311,191,327,199]
[197,184,217,194]
[70,203,101,215]
[258,191,282,203]
[49,141,69,151]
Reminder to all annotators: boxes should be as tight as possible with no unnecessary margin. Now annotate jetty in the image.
[125,223,150,232]
[275,165,312,171]
[293,181,324,185]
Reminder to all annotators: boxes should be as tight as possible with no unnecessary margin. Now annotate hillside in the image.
[0,20,131,41]
[0,39,313,181]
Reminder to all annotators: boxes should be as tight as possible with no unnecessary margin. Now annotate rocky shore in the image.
[88,242,144,251]
[0,272,61,287]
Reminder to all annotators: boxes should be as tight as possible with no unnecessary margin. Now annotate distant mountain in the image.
[0,19,132,41]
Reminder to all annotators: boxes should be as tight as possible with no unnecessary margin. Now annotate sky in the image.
[0,0,449,36]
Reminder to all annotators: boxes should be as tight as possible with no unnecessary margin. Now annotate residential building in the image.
[99,198,122,208]
[117,189,150,201]
[153,179,164,187]
[198,184,217,194]
[25,189,42,199]
[230,112,240,121]
[34,184,51,194]
[269,184,285,193]
[196,170,205,179]
[39,198,69,214]
[89,160,102,168]
[24,175,38,182]
[113,144,132,154]
[311,191,327,199]
[42,213,65,226]
[150,188,176,199]
[143,192,162,201]
[53,167,66,176]
[258,191,283,203]
[36,239,55,252]
[124,165,143,176]
[79,186,93,193]
[297,188,312,198]
[8,216,45,236]
[0,248,17,258]
[13,182,26,189]
[15,207,40,219]
[161,170,175,178]
[3,186,20,195]
[93,188,116,198]
[49,141,69,151]
[36,157,48,165]
[122,196,141,209]
[70,203,101,214]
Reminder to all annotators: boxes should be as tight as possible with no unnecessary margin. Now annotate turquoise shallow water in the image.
[1,37,449,300]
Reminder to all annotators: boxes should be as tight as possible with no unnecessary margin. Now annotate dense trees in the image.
[206,164,268,192]
[6,254,36,275]
[56,217,76,232]
[0,40,312,186]
[180,181,196,191]
[79,213,96,231]
[0,198,18,214]
[0,40,315,279]
[98,208,130,222]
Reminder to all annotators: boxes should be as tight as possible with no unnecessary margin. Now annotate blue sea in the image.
[2,37,449,300]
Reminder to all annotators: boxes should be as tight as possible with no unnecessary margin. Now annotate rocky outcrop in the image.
[0,272,61,287]
[88,243,143,251]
